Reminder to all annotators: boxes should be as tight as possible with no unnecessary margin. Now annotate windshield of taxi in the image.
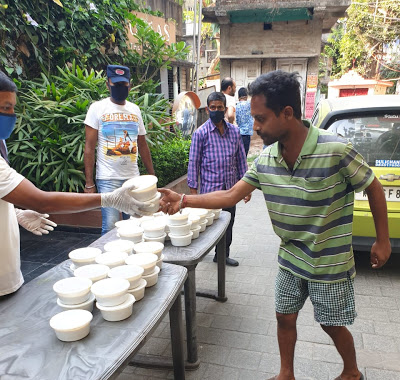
[327,114,400,167]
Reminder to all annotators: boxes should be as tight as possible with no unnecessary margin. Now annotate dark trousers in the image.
[215,205,236,257]
[241,135,251,156]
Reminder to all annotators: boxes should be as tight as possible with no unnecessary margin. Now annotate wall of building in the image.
[144,0,183,37]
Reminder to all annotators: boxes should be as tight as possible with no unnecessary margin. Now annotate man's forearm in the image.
[84,149,96,185]
[138,139,155,175]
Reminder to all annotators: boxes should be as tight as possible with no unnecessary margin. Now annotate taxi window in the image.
[327,114,400,167]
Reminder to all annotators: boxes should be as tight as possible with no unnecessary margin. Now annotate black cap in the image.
[106,65,130,84]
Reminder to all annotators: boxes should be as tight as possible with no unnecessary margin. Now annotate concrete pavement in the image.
[117,188,400,380]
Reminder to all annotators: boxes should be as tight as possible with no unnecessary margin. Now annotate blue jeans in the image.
[241,135,251,156]
[96,179,130,235]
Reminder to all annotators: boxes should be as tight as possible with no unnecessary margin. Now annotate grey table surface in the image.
[0,261,187,380]
[92,211,231,266]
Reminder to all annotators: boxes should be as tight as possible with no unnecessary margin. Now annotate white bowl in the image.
[188,208,208,223]
[114,219,141,229]
[127,278,147,301]
[141,191,162,214]
[191,225,201,240]
[199,220,207,232]
[96,293,135,322]
[167,209,190,226]
[57,293,95,312]
[143,233,166,244]
[68,247,102,268]
[188,214,200,229]
[108,264,144,289]
[91,277,130,307]
[133,241,164,259]
[117,225,144,239]
[168,222,192,236]
[138,215,155,225]
[156,254,164,270]
[104,239,134,255]
[53,277,93,305]
[123,175,158,202]
[169,231,193,247]
[50,309,93,342]
[116,233,143,244]
[141,219,166,238]
[142,266,160,287]
[206,213,215,226]
[212,209,222,219]
[95,251,128,269]
[74,264,110,283]
[125,253,158,275]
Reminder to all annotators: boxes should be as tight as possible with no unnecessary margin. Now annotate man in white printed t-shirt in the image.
[221,77,237,125]
[84,65,155,235]
[0,71,153,297]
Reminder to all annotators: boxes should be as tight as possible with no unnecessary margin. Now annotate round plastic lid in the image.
[123,175,158,191]
[115,219,140,229]
[57,293,95,308]
[141,220,166,231]
[95,251,128,266]
[142,265,160,278]
[117,226,144,237]
[50,309,93,331]
[91,277,130,297]
[125,253,158,266]
[129,278,147,291]
[74,264,109,279]
[53,277,92,296]
[188,214,200,222]
[108,264,144,280]
[96,293,135,311]
[104,239,134,252]
[134,241,164,254]
[69,247,102,262]
[189,208,208,217]
[167,209,190,220]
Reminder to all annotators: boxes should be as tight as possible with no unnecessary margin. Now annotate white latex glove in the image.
[15,209,57,236]
[101,184,154,216]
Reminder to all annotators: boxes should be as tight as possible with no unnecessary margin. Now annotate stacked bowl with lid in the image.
[92,277,135,321]
[109,264,146,301]
[134,241,164,270]
[189,208,208,233]
[141,219,166,244]
[212,209,222,220]
[117,225,144,244]
[126,253,159,287]
[104,239,134,255]
[205,210,215,227]
[189,214,201,240]
[95,251,128,269]
[50,309,93,341]
[74,264,110,283]
[167,209,193,247]
[123,175,160,214]
[53,277,95,312]
[69,247,102,271]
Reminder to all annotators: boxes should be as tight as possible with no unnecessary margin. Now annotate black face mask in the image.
[110,85,129,102]
[209,110,225,124]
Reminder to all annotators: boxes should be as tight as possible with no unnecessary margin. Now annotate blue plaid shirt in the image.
[187,118,247,193]
[235,100,254,136]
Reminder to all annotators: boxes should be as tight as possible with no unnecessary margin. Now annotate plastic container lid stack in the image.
[50,309,93,342]
[104,239,135,255]
[123,175,158,202]
[68,247,102,268]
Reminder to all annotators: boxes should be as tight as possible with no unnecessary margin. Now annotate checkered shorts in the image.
[275,267,356,326]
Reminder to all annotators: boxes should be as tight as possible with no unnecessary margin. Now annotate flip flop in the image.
[334,374,364,380]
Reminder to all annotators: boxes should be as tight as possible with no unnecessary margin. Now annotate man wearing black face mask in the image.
[84,65,155,235]
[187,91,250,266]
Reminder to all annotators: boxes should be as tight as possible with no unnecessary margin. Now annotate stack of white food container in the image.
[125,253,159,287]
[95,251,128,269]
[117,225,144,244]
[68,247,102,271]
[205,210,215,227]
[115,219,141,229]
[53,277,95,312]
[92,278,135,321]
[188,214,201,240]
[167,209,193,246]
[134,241,164,270]
[74,264,110,283]
[188,208,208,233]
[108,264,147,301]
[50,309,93,342]
[104,239,135,255]
[123,175,160,214]
[212,208,222,220]
[141,220,167,244]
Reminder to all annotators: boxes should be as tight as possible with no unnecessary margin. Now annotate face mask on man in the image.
[109,84,129,102]
[0,112,17,139]
[208,109,225,124]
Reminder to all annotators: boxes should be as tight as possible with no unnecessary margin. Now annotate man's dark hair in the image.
[0,71,17,93]
[221,77,234,92]
[207,92,226,107]
[238,87,247,98]
[248,70,302,119]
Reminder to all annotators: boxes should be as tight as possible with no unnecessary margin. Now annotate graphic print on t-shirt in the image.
[101,112,139,163]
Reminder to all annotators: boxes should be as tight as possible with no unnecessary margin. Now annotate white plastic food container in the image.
[156,253,164,270]
[167,209,190,226]
[141,219,166,238]
[74,264,110,283]
[108,264,144,289]
[134,241,164,259]
[57,293,95,312]
[114,219,141,229]
[169,231,193,247]
[199,220,207,232]
[188,214,200,229]
[188,208,208,223]
[127,278,147,301]
[142,266,160,287]
[143,233,167,244]
[96,293,136,322]
[141,191,162,214]
[104,239,134,255]
[191,225,201,240]
[117,226,144,244]
[91,277,130,307]
[50,309,93,342]
[95,251,128,269]
[125,253,158,275]
[123,175,158,202]
[168,222,192,236]
[53,277,93,305]
[68,247,102,268]
[206,213,215,226]
[212,209,222,220]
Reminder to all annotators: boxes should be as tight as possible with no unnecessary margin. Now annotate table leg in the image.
[170,293,185,380]
[216,231,228,302]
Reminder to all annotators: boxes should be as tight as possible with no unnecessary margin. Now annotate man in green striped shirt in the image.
[159,71,391,380]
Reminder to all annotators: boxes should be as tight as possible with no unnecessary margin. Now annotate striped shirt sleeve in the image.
[242,157,261,189]
[340,142,375,192]
[187,129,203,190]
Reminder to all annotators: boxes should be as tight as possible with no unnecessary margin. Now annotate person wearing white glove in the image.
[15,208,57,236]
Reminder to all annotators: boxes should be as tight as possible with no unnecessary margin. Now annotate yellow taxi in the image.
[311,95,400,252]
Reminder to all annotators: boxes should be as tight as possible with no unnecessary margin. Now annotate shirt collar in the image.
[207,118,232,133]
